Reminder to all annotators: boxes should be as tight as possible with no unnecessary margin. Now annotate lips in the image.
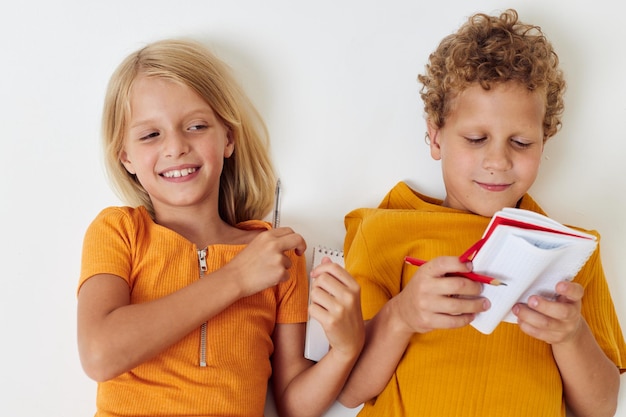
[476,181,511,192]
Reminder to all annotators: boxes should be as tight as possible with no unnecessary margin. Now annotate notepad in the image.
[463,208,597,334]
[304,246,344,361]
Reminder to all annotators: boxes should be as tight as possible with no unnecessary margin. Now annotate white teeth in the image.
[162,167,197,178]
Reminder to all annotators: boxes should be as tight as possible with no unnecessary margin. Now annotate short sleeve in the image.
[576,241,626,371]
[78,207,135,294]
[344,209,400,320]
[274,250,309,324]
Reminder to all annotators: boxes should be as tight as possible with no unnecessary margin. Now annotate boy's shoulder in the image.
[346,181,441,220]
[378,181,442,210]
[344,182,444,236]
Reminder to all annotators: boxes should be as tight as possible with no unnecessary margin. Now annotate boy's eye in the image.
[511,138,532,148]
[465,136,486,144]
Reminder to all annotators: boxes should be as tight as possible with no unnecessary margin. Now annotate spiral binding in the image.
[312,245,344,267]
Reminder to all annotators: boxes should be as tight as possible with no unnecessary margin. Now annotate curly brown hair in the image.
[418,9,565,141]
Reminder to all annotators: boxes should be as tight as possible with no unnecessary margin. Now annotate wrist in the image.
[387,295,422,336]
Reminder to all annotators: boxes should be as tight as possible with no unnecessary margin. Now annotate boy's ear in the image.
[427,120,442,161]
[119,151,136,174]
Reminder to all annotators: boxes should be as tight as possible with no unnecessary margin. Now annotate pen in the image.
[404,256,506,286]
[272,179,281,229]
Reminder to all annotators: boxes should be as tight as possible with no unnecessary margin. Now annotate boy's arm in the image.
[554,319,620,417]
[339,257,490,407]
[514,281,620,417]
[338,297,414,407]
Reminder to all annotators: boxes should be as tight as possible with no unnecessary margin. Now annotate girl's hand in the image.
[225,227,307,297]
[394,256,490,334]
[309,258,365,360]
[512,280,584,344]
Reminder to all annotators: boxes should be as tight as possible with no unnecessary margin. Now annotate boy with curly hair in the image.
[338,9,625,417]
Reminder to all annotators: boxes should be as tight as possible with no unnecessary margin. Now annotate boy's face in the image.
[428,82,545,217]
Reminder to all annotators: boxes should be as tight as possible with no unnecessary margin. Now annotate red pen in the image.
[404,256,506,286]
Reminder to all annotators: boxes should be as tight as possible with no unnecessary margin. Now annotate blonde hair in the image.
[102,39,276,224]
[418,9,566,141]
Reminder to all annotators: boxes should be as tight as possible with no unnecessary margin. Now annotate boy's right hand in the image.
[225,227,307,297]
[393,256,490,334]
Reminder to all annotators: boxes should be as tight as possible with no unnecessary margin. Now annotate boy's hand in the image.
[512,280,584,344]
[309,258,365,360]
[394,256,490,334]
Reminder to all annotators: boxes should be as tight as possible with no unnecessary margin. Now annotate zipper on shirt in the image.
[198,248,208,367]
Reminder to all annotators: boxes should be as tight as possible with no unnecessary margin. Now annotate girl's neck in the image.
[153,204,241,248]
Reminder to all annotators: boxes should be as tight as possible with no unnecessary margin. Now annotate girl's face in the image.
[428,82,545,217]
[120,76,234,216]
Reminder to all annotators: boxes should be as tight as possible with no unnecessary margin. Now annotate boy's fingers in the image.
[555,281,583,302]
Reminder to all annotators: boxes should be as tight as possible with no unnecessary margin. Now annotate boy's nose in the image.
[482,144,512,171]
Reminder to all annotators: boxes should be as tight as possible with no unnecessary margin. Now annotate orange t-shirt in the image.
[344,182,626,417]
[79,206,308,417]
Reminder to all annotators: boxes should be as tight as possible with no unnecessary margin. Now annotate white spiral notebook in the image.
[304,246,344,361]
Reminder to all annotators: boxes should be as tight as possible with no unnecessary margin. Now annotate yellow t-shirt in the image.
[79,206,309,417]
[344,182,626,417]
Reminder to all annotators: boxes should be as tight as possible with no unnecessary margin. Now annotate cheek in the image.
[440,148,476,172]
[517,154,542,181]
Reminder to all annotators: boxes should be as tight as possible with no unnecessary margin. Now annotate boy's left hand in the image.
[512,280,584,345]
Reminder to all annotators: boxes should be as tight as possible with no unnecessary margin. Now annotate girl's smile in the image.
[160,166,199,179]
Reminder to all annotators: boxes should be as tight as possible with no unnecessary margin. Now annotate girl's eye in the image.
[140,131,160,140]
[189,124,208,131]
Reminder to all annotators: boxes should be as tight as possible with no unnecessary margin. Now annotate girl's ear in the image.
[427,120,442,161]
[224,131,235,158]
[119,150,136,174]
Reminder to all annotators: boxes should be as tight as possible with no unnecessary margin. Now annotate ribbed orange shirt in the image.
[345,182,626,417]
[79,206,308,417]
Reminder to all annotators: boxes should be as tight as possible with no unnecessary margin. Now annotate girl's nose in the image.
[163,131,189,158]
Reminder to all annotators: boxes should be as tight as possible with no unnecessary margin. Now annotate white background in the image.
[0,1,624,416]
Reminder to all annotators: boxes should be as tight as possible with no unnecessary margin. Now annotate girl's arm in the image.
[77,228,306,382]
[514,281,620,417]
[271,260,364,417]
[78,270,244,381]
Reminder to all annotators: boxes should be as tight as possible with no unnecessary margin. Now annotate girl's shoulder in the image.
[236,219,271,231]
[89,205,157,236]
[217,219,271,246]
[94,205,152,223]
